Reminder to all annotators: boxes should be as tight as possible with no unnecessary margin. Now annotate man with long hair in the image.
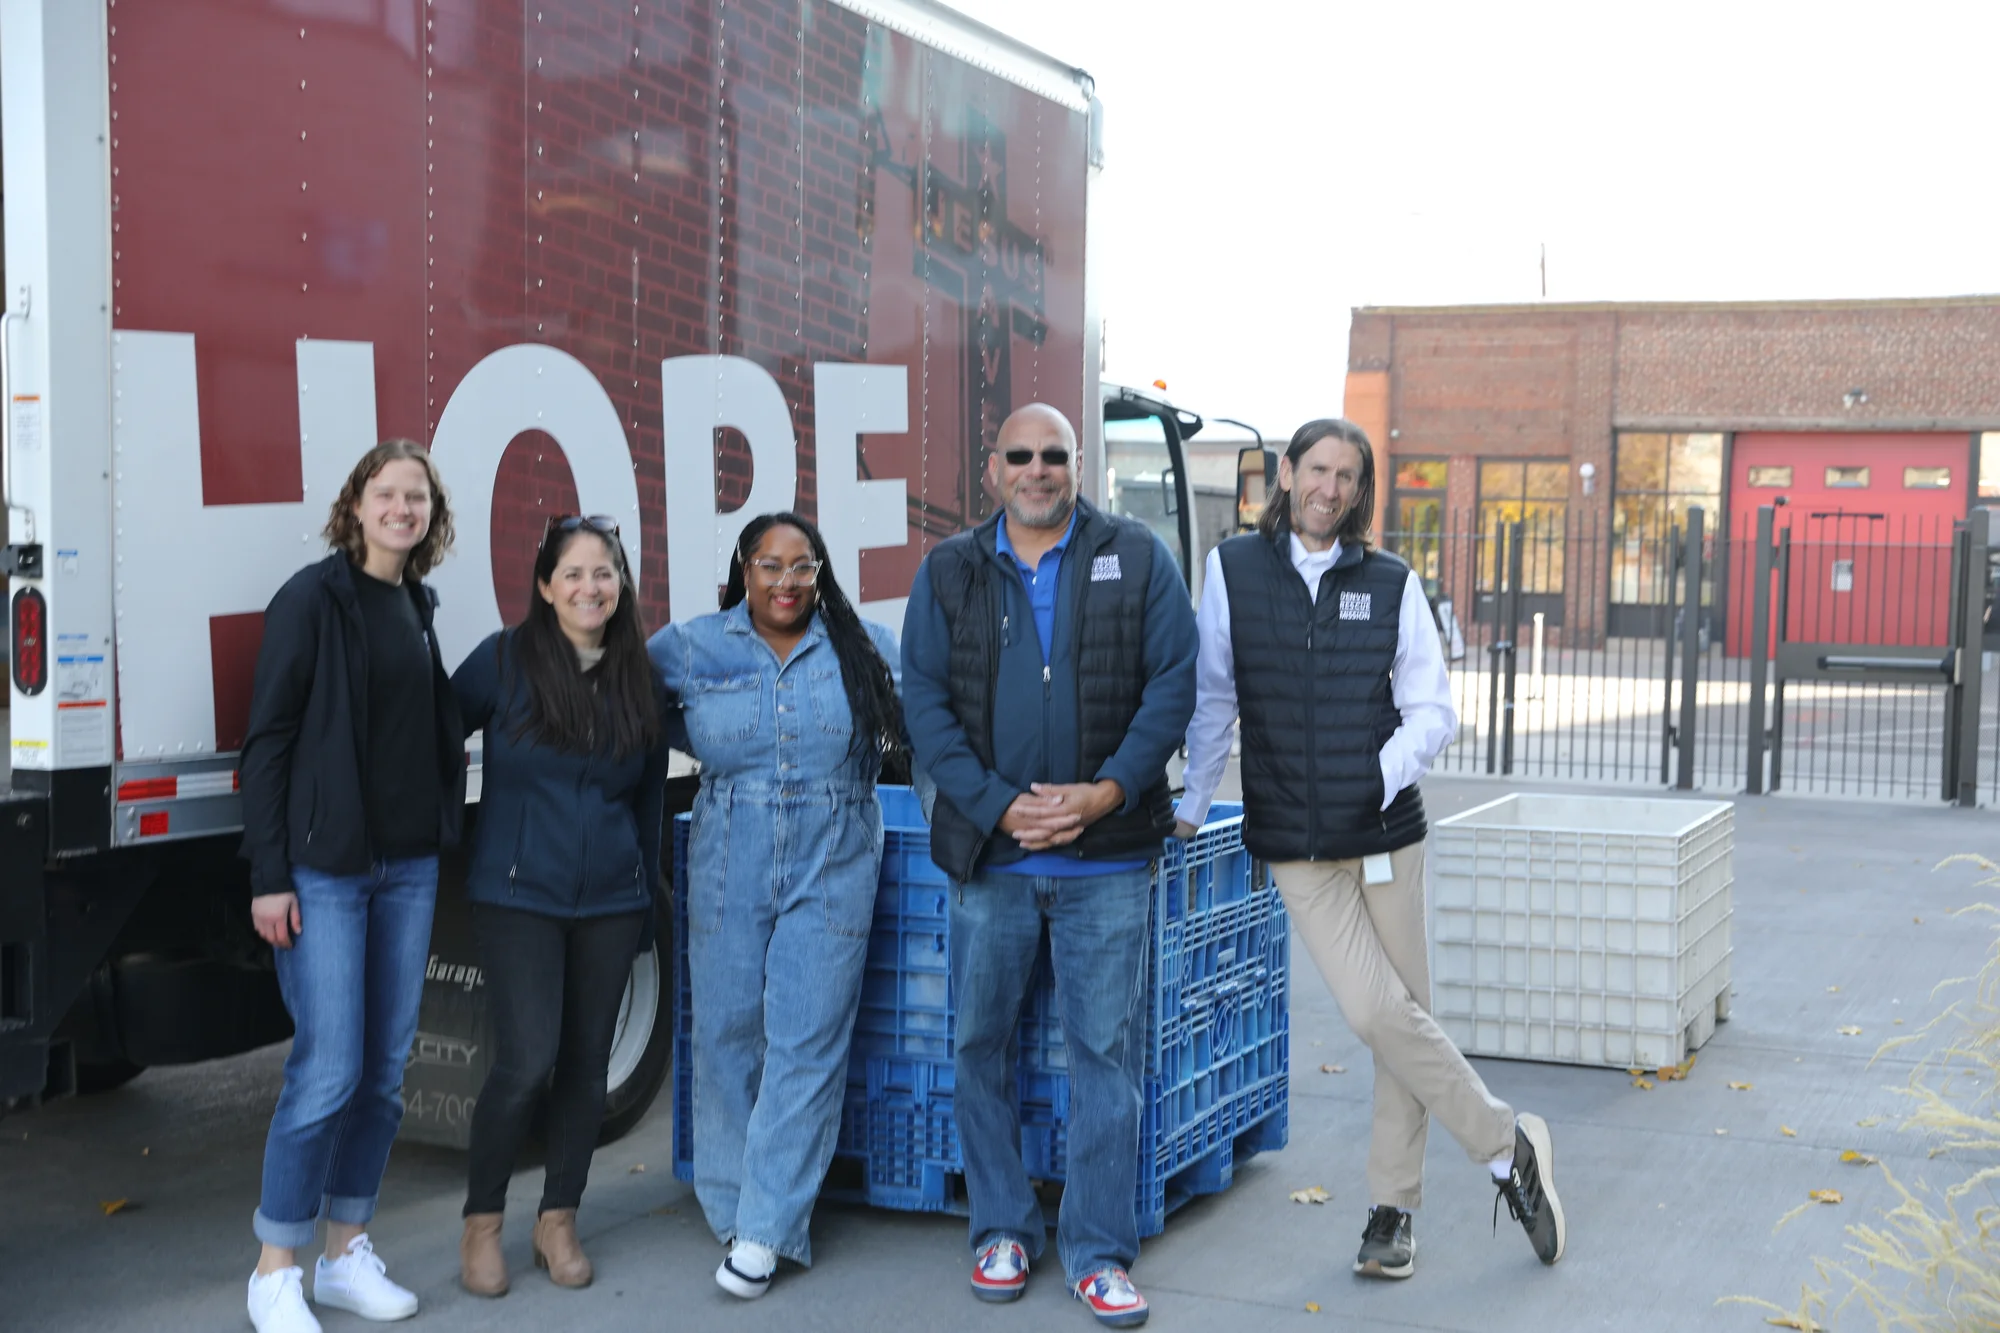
[903,403,1197,1328]
[1177,418,1567,1284]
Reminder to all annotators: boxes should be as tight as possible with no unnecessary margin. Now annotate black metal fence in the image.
[1386,505,1991,805]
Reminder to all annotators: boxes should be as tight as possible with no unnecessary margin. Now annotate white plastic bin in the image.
[1429,794,1733,1070]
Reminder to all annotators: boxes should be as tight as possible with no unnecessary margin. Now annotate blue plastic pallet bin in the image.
[670,786,1288,1237]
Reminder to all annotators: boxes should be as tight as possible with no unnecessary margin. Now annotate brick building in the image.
[1343,297,2000,646]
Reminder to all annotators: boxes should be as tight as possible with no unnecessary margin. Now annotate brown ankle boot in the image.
[459,1213,509,1297]
[532,1209,593,1288]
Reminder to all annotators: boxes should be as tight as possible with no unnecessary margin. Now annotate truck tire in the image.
[75,1058,146,1095]
[596,942,671,1144]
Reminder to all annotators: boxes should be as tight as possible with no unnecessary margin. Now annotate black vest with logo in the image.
[1218,532,1428,862]
[923,500,1173,881]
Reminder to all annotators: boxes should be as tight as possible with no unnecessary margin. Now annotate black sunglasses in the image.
[540,513,621,550]
[1002,447,1070,468]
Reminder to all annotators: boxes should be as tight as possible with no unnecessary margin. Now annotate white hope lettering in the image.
[111,339,912,758]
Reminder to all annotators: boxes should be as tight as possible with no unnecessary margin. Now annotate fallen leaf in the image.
[1765,1315,1826,1331]
[1808,1189,1843,1205]
[1837,1026,1863,1036]
[1893,1019,1903,1026]
[99,1199,129,1216]
[1913,917,1923,925]
[1728,1081,1754,1091]
[141,1148,150,1156]
[1839,1150,1877,1166]
[1289,1186,1331,1205]
[1318,1064,1346,1074]
[1627,1067,1647,1077]
[1631,1078,1655,1090]
[1305,1303,1321,1314]
[1826,985,1840,993]
[628,1164,647,1174]
[1715,1128,1729,1136]
[1781,1126,1799,1137]
[1857,1117,1882,1128]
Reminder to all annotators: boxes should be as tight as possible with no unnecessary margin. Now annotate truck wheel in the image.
[75,1058,146,1095]
[597,943,670,1144]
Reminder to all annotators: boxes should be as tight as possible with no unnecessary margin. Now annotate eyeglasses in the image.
[1002,446,1071,469]
[541,513,620,547]
[748,558,823,587]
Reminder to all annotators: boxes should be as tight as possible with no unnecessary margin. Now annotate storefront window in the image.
[1611,433,1722,609]
[1476,459,1567,598]
[1386,459,1447,593]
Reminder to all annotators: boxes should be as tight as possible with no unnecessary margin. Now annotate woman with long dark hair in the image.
[240,439,465,1333]
[647,511,904,1301]
[450,514,667,1298]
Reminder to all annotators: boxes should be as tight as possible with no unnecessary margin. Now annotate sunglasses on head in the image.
[1002,446,1070,468]
[541,513,621,549]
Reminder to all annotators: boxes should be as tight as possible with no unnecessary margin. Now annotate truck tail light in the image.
[10,586,46,695]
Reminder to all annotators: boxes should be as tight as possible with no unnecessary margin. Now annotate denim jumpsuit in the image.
[647,603,900,1264]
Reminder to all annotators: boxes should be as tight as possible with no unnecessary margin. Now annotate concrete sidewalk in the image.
[1,776,1993,1331]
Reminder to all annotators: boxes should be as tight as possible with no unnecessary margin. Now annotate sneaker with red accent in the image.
[970,1237,1029,1303]
[1073,1267,1149,1327]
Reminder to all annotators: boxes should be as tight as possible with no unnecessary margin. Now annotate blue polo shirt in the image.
[992,512,1146,878]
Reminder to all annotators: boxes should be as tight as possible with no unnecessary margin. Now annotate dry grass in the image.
[1728,856,2000,1332]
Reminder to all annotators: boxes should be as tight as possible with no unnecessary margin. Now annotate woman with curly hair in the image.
[238,439,467,1333]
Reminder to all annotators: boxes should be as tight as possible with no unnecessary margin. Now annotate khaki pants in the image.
[1274,839,1515,1210]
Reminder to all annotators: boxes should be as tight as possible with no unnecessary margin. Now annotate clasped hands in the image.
[998,780,1124,850]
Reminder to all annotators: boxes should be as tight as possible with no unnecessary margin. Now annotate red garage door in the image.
[1727,433,1965,655]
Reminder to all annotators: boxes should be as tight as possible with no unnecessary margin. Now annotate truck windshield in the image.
[1105,414,1187,578]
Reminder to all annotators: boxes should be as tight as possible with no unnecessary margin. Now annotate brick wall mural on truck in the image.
[104,0,1086,760]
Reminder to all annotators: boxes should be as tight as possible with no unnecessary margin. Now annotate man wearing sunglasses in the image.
[902,403,1197,1328]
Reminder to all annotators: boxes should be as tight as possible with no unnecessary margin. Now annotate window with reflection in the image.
[1825,466,1870,489]
[1103,415,1181,561]
[1747,466,1792,488]
[1903,466,1949,490]
[1385,458,1447,594]
[1476,458,1567,598]
[1610,433,1722,622]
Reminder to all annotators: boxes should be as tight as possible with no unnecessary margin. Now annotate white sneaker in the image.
[313,1234,419,1321]
[715,1240,776,1299]
[247,1267,322,1333]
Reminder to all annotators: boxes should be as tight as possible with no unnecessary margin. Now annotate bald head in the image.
[998,403,1077,453]
[988,402,1080,530]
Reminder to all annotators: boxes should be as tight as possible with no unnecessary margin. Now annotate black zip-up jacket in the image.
[451,629,670,921]
[903,499,1199,880]
[238,554,467,897]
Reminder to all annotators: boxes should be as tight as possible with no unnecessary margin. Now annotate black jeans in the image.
[464,903,647,1216]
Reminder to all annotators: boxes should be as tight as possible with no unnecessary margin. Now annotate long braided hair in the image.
[722,512,904,770]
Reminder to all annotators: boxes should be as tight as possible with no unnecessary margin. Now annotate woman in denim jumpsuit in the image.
[647,511,904,1299]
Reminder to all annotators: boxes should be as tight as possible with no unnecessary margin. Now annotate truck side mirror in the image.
[1236,445,1278,532]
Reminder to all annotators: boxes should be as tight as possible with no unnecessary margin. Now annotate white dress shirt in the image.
[1176,534,1458,828]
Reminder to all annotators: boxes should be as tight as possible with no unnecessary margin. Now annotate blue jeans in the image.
[253,857,437,1249]
[951,865,1152,1283]
[686,782,878,1264]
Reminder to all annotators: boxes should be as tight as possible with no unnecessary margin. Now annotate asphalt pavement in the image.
[2,774,1994,1332]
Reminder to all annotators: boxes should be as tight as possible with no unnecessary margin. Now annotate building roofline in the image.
[1353,294,2000,317]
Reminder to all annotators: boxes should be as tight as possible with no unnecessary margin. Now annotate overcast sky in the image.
[948,0,2000,441]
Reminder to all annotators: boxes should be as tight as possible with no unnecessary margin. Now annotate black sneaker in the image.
[1494,1112,1566,1265]
[1353,1205,1414,1279]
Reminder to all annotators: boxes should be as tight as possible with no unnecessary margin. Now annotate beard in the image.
[1006,485,1075,530]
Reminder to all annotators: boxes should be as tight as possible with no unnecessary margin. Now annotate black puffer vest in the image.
[924,500,1174,879]
[1218,532,1427,861]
